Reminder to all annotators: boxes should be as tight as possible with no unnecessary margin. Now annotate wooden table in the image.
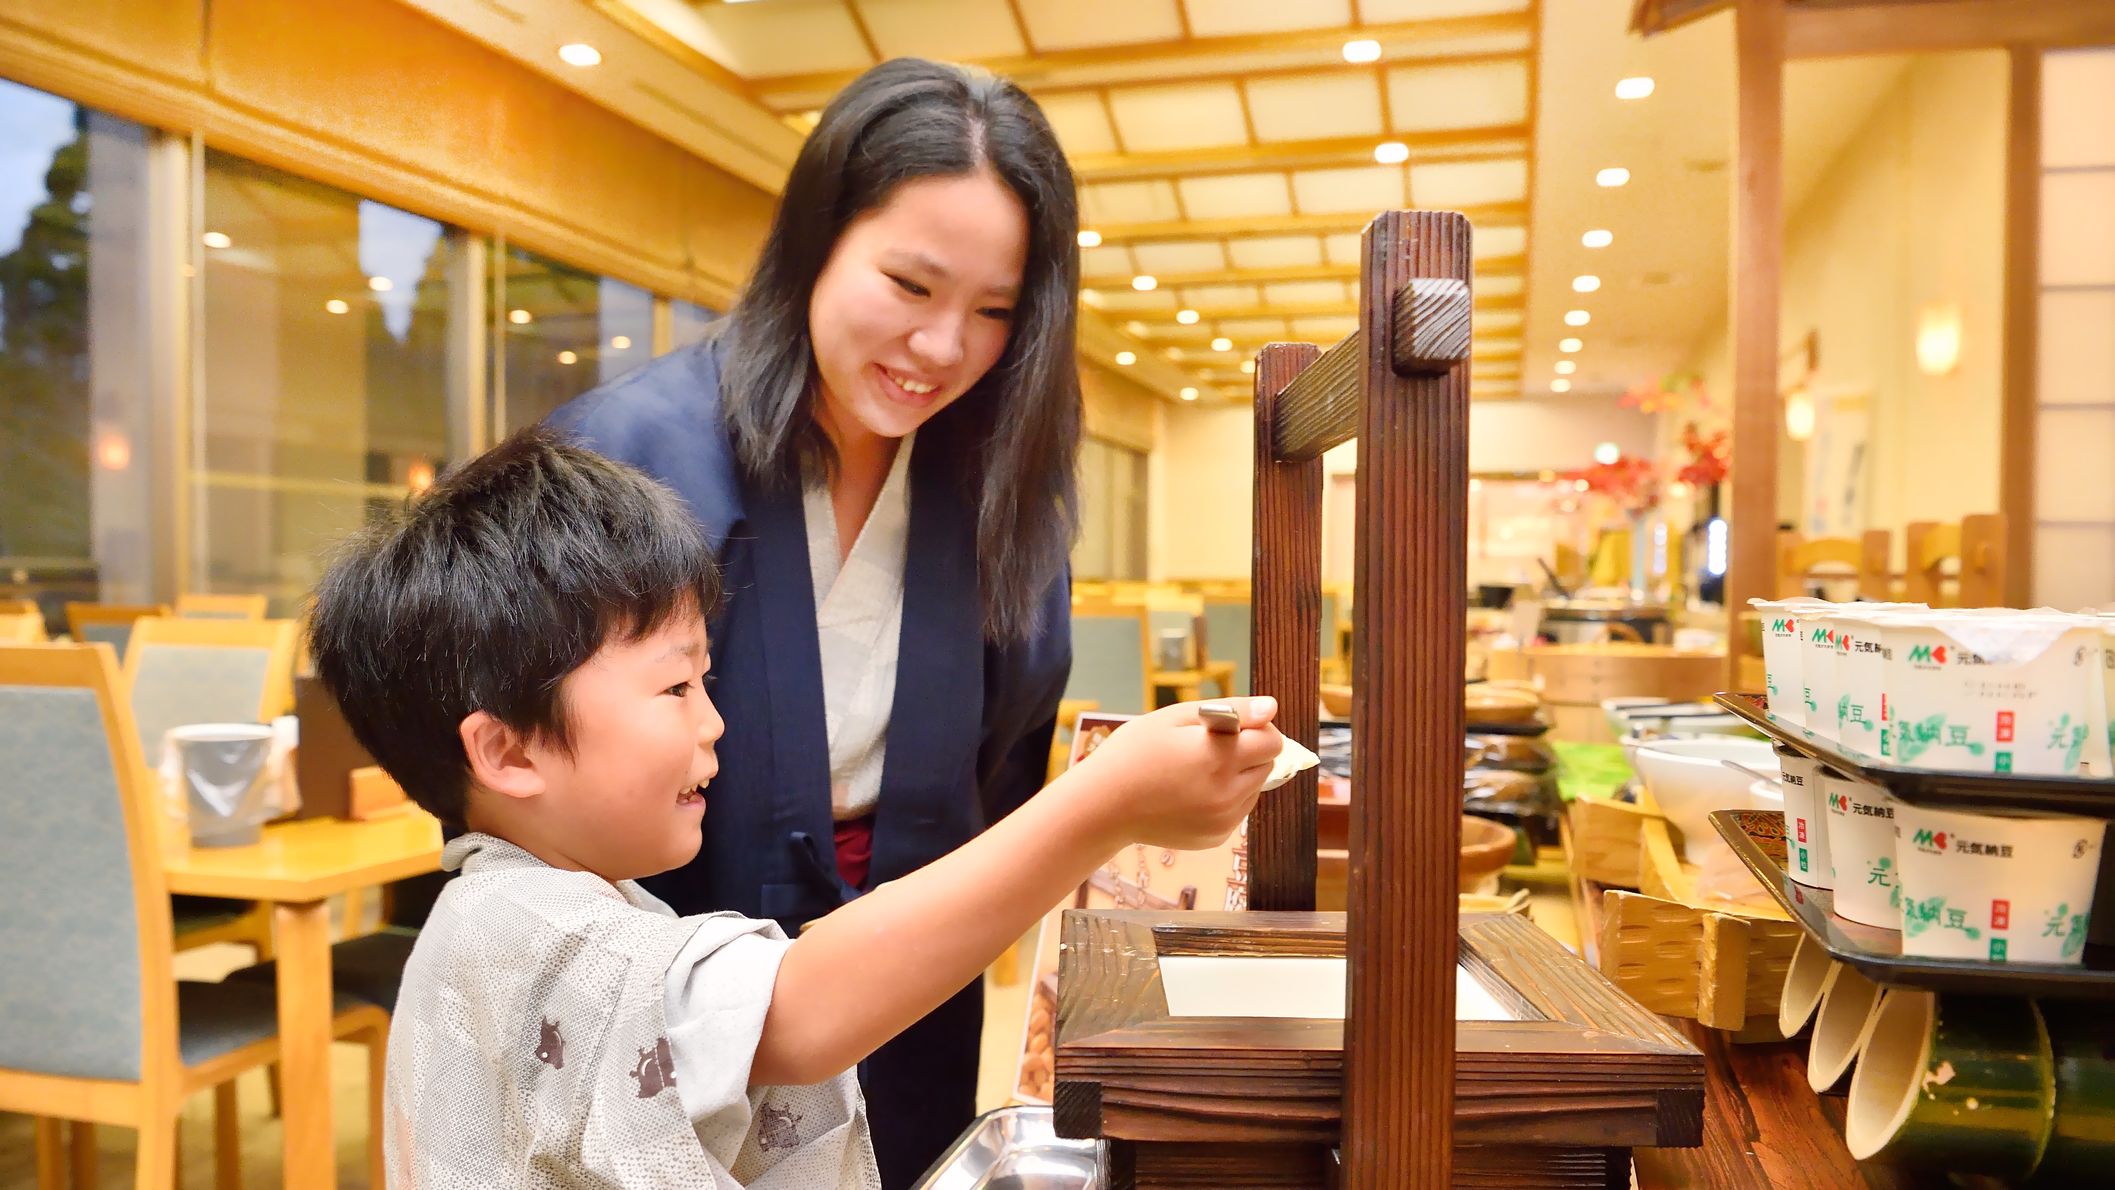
[164,811,442,1186]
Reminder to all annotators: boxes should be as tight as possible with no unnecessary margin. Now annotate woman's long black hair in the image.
[720,57,1081,643]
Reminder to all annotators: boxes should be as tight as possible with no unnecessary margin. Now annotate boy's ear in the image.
[460,710,546,802]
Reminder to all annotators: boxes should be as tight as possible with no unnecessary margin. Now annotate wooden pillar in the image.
[1343,210,1473,1186]
[1999,46,2041,608]
[1727,0,1786,690]
[1248,341,1325,912]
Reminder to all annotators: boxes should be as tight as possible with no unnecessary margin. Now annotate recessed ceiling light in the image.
[557,350,578,364]
[1077,229,1102,248]
[1240,359,1256,374]
[1596,167,1631,187]
[1572,275,1601,293]
[368,276,393,292]
[1080,289,1105,308]
[1555,360,1576,375]
[1342,38,1382,64]
[1132,275,1157,291]
[1550,378,1573,393]
[324,298,349,315]
[1212,337,1233,352]
[1564,309,1591,326]
[1374,141,1410,165]
[1115,350,1136,366]
[1176,308,1200,325]
[1125,320,1149,335]
[1559,337,1583,352]
[558,43,602,68]
[200,231,231,249]
[509,308,532,325]
[1593,442,1621,465]
[1180,387,1200,401]
[610,335,631,350]
[1615,76,1656,100]
[1582,229,1614,249]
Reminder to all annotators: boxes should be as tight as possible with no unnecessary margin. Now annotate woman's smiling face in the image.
[806,168,1029,444]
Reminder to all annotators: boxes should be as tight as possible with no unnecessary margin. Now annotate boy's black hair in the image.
[308,425,722,828]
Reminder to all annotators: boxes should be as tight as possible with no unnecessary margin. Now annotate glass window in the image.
[496,248,652,432]
[669,298,719,351]
[0,80,155,613]
[1073,436,1148,581]
[195,149,461,609]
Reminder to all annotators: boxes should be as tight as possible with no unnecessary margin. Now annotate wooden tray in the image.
[1713,692,2115,814]
[1711,808,2115,998]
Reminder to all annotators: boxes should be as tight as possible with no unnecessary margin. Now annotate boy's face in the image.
[528,610,723,881]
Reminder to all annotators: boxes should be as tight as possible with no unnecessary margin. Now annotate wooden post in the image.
[2000,46,2040,608]
[1248,341,1325,912]
[1343,210,1473,1186]
[1727,0,1785,690]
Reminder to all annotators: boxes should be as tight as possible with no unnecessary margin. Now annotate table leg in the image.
[273,899,335,1187]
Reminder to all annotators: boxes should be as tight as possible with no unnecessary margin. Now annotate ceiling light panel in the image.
[1033,93,1122,156]
[1182,284,1264,309]
[1473,310,1523,332]
[1014,0,1185,51]
[1245,73,1384,141]
[1291,165,1406,214]
[1260,280,1349,306]
[1225,236,1326,269]
[1479,275,1525,297]
[1409,158,1527,206]
[688,2,870,75]
[1079,180,1183,224]
[1107,83,1251,152]
[1175,172,1295,220]
[1183,0,1355,36]
[1095,289,1179,311]
[1386,60,1530,132]
[1359,0,1530,22]
[1475,225,1527,258]
[1217,318,1291,338]
[858,0,1028,59]
[1129,241,1230,274]
[1079,245,1137,277]
[1323,233,1363,267]
[1291,315,1360,340]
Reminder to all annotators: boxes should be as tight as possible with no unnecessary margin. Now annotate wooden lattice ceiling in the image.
[603,0,1543,403]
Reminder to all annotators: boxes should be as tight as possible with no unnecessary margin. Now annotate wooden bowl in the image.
[1459,815,1517,893]
[1466,684,1541,726]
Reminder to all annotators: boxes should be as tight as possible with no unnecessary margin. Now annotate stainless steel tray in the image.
[914,1105,1103,1190]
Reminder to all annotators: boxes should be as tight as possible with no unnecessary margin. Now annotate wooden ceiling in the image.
[604,0,1542,402]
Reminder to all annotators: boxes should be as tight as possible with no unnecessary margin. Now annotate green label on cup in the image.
[1990,937,2008,962]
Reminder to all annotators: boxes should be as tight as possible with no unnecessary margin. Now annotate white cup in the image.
[1775,747,1833,888]
[1802,603,1929,748]
[1894,800,2105,965]
[1823,774,1900,927]
[1878,612,2107,776]
[1751,598,1831,729]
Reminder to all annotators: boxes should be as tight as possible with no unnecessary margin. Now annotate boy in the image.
[308,426,1285,1187]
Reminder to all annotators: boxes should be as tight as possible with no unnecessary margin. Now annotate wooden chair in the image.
[123,617,299,963]
[64,603,170,662]
[1860,529,1899,601]
[1906,515,2006,607]
[1063,602,1153,715]
[1775,532,1893,600]
[174,594,269,621]
[0,598,39,616]
[0,612,46,643]
[0,643,389,1190]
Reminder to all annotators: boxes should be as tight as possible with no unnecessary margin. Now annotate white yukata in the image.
[385,834,880,1188]
[803,432,912,823]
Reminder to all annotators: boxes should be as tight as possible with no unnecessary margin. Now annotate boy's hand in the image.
[1074,697,1285,850]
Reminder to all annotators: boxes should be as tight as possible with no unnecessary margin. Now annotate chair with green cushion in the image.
[1065,602,1152,716]
[0,642,387,1190]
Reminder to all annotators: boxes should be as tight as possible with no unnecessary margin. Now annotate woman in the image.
[551,58,1078,1188]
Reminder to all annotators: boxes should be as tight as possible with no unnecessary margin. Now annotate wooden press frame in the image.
[1056,211,1704,1186]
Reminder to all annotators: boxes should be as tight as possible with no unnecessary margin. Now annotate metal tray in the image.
[1711,808,2115,998]
[914,1105,1103,1190]
[1713,692,2115,814]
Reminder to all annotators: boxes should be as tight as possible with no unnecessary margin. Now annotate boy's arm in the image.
[748,699,1279,1088]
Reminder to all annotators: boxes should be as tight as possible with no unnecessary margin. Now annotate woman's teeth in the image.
[886,369,937,395]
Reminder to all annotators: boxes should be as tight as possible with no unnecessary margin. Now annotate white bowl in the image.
[1630,737,1782,865]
